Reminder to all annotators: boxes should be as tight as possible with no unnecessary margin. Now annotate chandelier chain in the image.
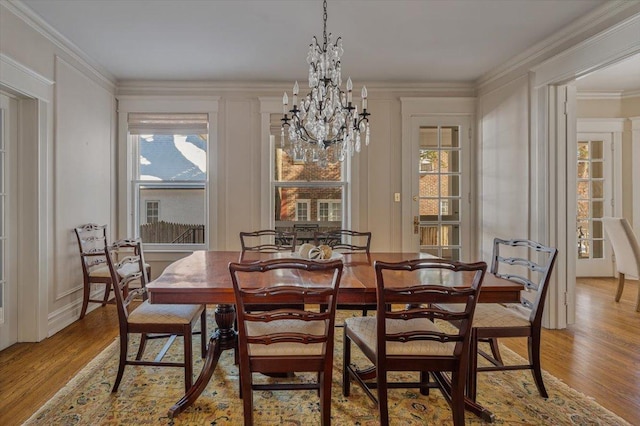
[323,0,328,46]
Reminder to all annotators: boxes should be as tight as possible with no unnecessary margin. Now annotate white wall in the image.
[1,2,116,337]
[477,75,531,260]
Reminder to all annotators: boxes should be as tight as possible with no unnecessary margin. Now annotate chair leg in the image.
[615,273,625,302]
[343,328,351,397]
[112,333,129,392]
[101,281,111,306]
[488,337,503,364]
[79,281,91,319]
[200,308,208,357]
[528,334,548,398]
[184,328,193,392]
[240,363,254,425]
[468,329,479,402]
[450,371,466,426]
[419,371,430,395]
[377,369,389,426]
[135,333,148,360]
[320,369,332,426]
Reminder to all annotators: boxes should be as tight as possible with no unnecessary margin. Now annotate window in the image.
[145,200,159,223]
[270,114,346,233]
[295,199,310,221]
[128,113,208,248]
[317,199,341,221]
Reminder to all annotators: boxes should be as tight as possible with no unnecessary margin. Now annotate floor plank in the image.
[1,277,638,425]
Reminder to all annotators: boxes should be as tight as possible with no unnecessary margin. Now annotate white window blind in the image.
[128,113,208,135]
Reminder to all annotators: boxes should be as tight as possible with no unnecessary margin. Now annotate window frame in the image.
[145,200,160,223]
[117,97,219,252]
[317,199,342,222]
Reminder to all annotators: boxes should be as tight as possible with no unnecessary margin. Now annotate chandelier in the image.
[281,0,370,166]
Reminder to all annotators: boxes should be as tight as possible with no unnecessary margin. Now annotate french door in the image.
[575,132,614,276]
[406,116,472,260]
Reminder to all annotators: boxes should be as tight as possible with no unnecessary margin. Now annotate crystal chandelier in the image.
[281,0,370,167]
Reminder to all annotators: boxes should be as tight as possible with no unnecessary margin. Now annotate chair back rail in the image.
[314,229,371,253]
[240,229,297,252]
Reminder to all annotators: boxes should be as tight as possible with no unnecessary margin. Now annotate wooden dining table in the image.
[146,250,523,421]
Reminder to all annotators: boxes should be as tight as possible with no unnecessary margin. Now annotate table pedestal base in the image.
[168,303,237,418]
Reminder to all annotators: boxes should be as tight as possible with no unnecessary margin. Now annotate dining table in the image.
[146,250,523,421]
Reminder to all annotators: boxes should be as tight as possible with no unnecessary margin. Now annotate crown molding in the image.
[6,0,116,88]
[116,80,476,97]
[477,1,640,91]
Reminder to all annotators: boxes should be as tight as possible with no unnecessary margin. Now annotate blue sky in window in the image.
[140,134,206,181]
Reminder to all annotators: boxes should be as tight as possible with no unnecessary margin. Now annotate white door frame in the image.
[530,13,640,328]
[576,119,624,277]
[400,98,476,258]
[0,54,54,342]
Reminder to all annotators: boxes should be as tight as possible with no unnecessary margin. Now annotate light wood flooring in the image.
[1,277,639,425]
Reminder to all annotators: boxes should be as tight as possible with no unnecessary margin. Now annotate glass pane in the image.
[591,162,603,179]
[441,150,460,173]
[576,181,589,200]
[592,240,604,258]
[139,134,207,181]
[274,186,342,228]
[440,248,460,261]
[420,225,438,246]
[441,127,460,148]
[578,239,590,259]
[592,201,603,218]
[577,201,590,221]
[577,220,589,239]
[419,149,439,173]
[441,199,460,221]
[421,247,439,257]
[440,224,460,245]
[591,181,603,199]
[138,186,205,244]
[419,127,438,148]
[274,147,342,182]
[591,140,603,160]
[577,141,589,160]
[419,174,439,197]
[441,175,460,197]
[593,220,603,239]
[419,199,439,220]
[577,162,589,179]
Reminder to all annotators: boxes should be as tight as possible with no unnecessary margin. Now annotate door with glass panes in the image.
[576,132,614,276]
[409,116,471,260]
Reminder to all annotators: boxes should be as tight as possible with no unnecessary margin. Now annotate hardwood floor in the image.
[1,277,639,425]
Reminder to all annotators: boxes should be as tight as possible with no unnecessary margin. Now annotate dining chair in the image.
[74,223,152,319]
[314,229,372,253]
[440,238,558,402]
[602,217,640,311]
[343,258,487,426]
[314,229,374,316]
[239,229,297,253]
[229,258,343,426]
[106,238,207,393]
[74,224,111,319]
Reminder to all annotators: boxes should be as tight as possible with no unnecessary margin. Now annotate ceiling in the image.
[18,0,635,90]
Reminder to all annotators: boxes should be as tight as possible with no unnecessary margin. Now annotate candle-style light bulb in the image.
[361,86,368,110]
[347,77,353,103]
[293,81,299,106]
[283,92,288,114]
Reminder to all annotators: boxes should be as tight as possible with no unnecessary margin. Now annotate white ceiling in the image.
[575,53,640,93]
[19,0,634,89]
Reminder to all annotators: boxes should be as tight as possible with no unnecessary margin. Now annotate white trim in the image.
[6,0,116,87]
[577,118,625,133]
[117,96,219,251]
[0,54,53,101]
[631,116,640,238]
[480,1,640,92]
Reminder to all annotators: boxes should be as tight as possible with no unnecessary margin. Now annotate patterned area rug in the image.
[25,311,629,425]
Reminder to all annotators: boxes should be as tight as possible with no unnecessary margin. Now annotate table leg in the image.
[168,303,237,418]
